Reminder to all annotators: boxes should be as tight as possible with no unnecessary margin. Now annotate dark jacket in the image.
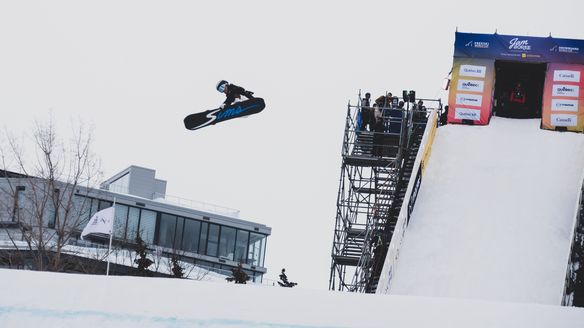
[362,96,371,108]
[223,84,253,106]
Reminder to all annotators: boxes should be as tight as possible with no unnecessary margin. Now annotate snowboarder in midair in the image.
[216,80,255,109]
[183,81,264,131]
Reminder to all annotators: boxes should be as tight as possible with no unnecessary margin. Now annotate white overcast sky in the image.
[1,0,583,289]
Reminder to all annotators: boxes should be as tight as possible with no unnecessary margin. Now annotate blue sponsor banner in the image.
[454,32,584,64]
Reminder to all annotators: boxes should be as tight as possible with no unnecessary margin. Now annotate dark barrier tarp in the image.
[454,32,584,64]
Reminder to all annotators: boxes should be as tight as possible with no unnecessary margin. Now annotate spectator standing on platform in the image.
[440,105,449,125]
[390,96,399,108]
[372,92,393,110]
[413,100,426,121]
[362,92,371,107]
[375,95,386,108]
[372,95,385,129]
[361,92,372,131]
[386,93,393,108]
[372,100,384,157]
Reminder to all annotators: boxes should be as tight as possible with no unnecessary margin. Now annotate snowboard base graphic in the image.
[184,98,266,131]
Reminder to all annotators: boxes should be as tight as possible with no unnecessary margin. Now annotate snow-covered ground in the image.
[3,118,584,327]
[389,117,584,305]
[1,269,584,327]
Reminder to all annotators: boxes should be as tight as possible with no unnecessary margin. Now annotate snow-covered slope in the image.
[1,269,584,327]
[389,117,584,305]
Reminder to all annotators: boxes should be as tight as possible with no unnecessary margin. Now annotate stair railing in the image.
[375,109,439,294]
[561,172,584,306]
[341,103,356,158]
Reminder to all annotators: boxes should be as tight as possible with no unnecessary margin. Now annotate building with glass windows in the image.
[0,165,271,282]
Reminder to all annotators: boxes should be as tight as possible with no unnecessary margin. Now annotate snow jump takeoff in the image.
[183,80,265,131]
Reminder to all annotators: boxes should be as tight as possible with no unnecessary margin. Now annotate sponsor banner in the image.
[554,70,581,83]
[551,114,578,126]
[448,57,494,125]
[542,63,584,132]
[552,84,580,97]
[558,46,580,54]
[455,93,483,107]
[454,107,481,121]
[454,32,584,65]
[407,165,422,219]
[459,65,486,78]
[551,99,579,112]
[457,79,485,92]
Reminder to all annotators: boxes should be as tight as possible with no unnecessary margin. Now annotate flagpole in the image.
[106,197,116,276]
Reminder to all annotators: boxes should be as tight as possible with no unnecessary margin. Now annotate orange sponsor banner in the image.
[541,63,584,132]
[447,58,495,125]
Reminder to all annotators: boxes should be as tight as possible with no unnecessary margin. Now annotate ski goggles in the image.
[218,83,227,93]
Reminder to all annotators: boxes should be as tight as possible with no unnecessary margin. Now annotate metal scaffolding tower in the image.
[329,94,438,293]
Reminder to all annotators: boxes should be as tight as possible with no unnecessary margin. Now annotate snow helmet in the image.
[216,80,228,93]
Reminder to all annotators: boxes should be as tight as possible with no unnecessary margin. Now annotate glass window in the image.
[174,217,184,249]
[45,189,59,229]
[158,213,176,248]
[109,173,130,194]
[139,209,157,244]
[14,187,27,221]
[43,201,57,228]
[113,204,128,239]
[45,199,56,228]
[248,233,265,266]
[98,200,112,211]
[199,222,208,255]
[206,224,219,257]
[234,230,249,263]
[182,219,201,253]
[251,271,262,283]
[126,207,140,241]
[260,237,267,267]
[73,195,92,229]
[90,198,99,217]
[218,226,236,261]
[243,269,258,283]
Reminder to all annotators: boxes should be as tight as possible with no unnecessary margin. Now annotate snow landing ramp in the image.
[377,117,584,305]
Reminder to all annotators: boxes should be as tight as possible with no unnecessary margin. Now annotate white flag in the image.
[81,207,115,240]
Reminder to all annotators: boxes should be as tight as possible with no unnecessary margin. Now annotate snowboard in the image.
[184,98,266,131]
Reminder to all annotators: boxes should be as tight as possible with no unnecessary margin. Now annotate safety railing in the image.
[375,109,439,294]
[352,159,402,292]
[342,105,409,162]
[153,192,240,218]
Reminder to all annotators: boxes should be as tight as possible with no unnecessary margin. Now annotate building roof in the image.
[0,169,29,178]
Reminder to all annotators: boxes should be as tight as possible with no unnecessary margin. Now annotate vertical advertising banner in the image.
[541,63,584,132]
[447,57,495,125]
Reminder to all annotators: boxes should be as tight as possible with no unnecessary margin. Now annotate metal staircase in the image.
[563,178,584,306]
[329,94,437,293]
[365,117,427,293]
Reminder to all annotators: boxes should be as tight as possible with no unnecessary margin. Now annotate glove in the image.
[245,91,255,99]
